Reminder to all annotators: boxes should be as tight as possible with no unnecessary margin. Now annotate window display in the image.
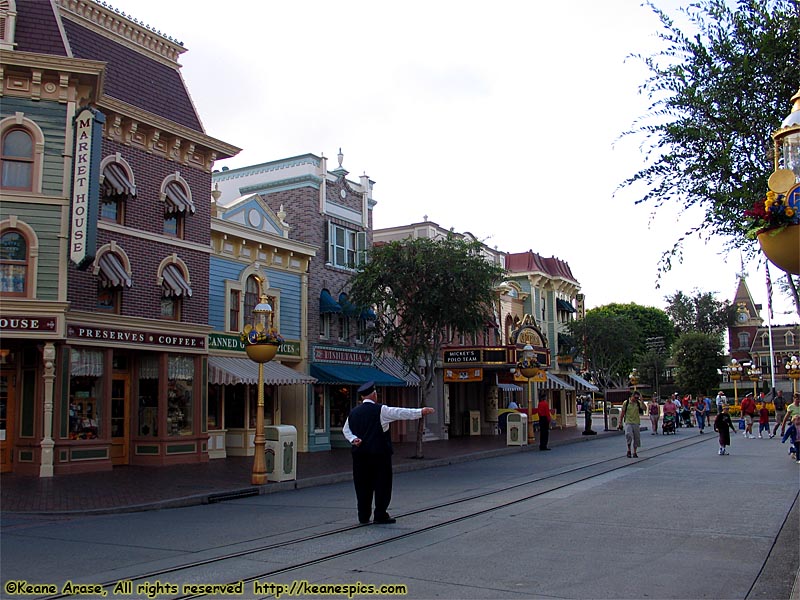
[68,349,104,440]
[167,356,193,436]
[137,354,158,437]
[329,385,354,429]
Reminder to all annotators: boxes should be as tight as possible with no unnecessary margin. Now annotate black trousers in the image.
[352,452,393,523]
[539,417,550,450]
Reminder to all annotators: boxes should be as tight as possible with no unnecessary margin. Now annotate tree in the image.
[596,303,676,354]
[664,289,733,337]
[672,332,726,395]
[619,0,800,314]
[347,235,505,457]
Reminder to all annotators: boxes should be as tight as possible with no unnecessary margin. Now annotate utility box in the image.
[469,411,481,436]
[507,412,528,446]
[265,425,297,482]
[609,408,621,430]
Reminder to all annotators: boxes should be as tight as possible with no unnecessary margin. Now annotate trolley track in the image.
[38,433,715,600]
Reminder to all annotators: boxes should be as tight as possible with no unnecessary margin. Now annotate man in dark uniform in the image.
[343,381,434,525]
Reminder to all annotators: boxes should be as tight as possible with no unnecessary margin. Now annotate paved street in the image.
[2,429,798,600]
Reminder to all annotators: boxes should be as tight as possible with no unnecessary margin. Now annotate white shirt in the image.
[716,394,727,406]
[342,399,424,443]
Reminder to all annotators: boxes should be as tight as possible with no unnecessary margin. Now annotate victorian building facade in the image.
[0,0,237,475]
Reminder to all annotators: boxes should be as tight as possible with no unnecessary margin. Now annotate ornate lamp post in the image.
[727,359,743,405]
[517,344,539,445]
[240,293,280,485]
[629,368,640,393]
[747,364,763,398]
[786,355,800,396]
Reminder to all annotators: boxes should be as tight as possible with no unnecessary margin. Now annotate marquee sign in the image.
[69,107,104,269]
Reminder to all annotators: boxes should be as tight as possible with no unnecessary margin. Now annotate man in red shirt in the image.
[740,393,757,439]
[537,397,552,451]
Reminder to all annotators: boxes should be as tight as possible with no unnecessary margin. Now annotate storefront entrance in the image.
[110,375,129,465]
[0,369,15,473]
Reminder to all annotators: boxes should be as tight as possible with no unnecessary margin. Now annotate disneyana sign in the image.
[70,107,104,269]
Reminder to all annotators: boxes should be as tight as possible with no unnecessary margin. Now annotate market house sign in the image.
[69,107,104,269]
[67,324,205,349]
[0,316,57,332]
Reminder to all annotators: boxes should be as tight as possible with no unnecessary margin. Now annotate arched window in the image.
[1,128,33,190]
[787,331,795,347]
[161,175,194,239]
[158,258,192,322]
[738,331,750,350]
[100,155,136,225]
[0,228,28,295]
[244,275,261,319]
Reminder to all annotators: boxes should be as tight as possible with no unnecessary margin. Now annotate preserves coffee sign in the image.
[70,107,104,269]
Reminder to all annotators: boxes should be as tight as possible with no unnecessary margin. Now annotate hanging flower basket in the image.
[758,224,800,275]
[245,342,279,364]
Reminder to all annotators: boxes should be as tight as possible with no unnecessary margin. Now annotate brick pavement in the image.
[0,423,617,515]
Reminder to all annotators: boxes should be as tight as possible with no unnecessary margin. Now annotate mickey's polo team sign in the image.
[70,107,104,269]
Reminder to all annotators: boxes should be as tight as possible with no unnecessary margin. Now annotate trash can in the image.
[609,407,621,430]
[507,412,528,446]
[469,410,481,436]
[265,425,297,482]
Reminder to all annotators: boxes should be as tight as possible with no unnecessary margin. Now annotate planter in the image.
[518,367,539,379]
[245,343,279,363]
[758,224,800,275]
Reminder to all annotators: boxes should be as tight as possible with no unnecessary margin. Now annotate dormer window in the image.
[0,0,17,51]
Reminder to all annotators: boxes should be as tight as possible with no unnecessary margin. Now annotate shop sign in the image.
[67,323,206,348]
[443,349,481,364]
[69,107,104,269]
[313,345,372,364]
[209,333,301,357]
[444,367,483,382]
[0,316,57,331]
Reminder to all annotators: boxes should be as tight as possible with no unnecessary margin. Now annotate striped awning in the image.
[374,355,420,387]
[101,162,136,198]
[161,264,192,297]
[537,372,574,391]
[95,252,132,288]
[208,356,316,386]
[562,372,599,392]
[164,181,196,214]
[497,383,524,392]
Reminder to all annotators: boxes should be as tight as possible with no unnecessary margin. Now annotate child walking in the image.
[781,415,800,463]
[757,401,770,439]
[714,405,736,455]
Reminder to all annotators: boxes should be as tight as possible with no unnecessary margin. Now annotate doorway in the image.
[110,375,129,465]
[0,369,15,473]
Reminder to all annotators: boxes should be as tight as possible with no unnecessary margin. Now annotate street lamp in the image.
[727,359,743,405]
[786,355,800,395]
[748,364,763,398]
[517,344,539,445]
[240,293,280,485]
[629,368,640,393]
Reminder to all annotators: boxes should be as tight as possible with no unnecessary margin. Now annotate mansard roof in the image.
[506,250,577,282]
[13,0,69,56]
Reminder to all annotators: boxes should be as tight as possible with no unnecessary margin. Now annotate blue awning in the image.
[338,293,359,316]
[320,289,342,314]
[310,363,406,387]
[360,307,377,321]
[557,299,576,313]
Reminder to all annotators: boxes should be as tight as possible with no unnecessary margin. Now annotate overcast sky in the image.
[109,0,798,324]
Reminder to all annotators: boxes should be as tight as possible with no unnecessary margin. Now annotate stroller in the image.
[680,407,693,428]
[662,414,677,435]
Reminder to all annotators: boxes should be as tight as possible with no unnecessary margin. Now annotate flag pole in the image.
[765,261,776,393]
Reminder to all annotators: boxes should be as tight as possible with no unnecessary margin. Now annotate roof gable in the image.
[220,194,286,237]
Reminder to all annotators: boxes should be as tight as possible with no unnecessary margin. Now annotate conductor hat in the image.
[358,381,376,396]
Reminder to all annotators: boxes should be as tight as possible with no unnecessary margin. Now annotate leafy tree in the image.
[672,332,725,395]
[620,0,800,314]
[596,303,675,354]
[664,289,733,337]
[347,235,505,457]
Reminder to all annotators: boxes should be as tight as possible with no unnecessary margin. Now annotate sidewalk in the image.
[0,423,618,515]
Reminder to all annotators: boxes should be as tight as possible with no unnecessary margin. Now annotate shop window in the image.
[248,384,274,428]
[167,356,194,436]
[225,384,246,428]
[329,385,354,429]
[68,349,104,440]
[0,229,27,296]
[137,354,159,437]
[208,384,222,430]
[99,156,135,225]
[313,385,326,432]
[1,127,33,190]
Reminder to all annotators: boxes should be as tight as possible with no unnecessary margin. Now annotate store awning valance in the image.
[537,372,574,390]
[101,162,136,198]
[338,293,359,316]
[557,299,576,313]
[208,356,317,386]
[164,181,196,214]
[562,372,599,392]
[310,363,406,387]
[96,252,132,288]
[497,383,523,392]
[320,289,342,314]
[374,355,420,387]
[161,264,193,297]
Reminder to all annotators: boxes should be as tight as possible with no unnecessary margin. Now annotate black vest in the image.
[348,402,393,455]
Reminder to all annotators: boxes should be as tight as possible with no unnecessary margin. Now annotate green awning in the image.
[557,299,576,313]
[310,364,406,386]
